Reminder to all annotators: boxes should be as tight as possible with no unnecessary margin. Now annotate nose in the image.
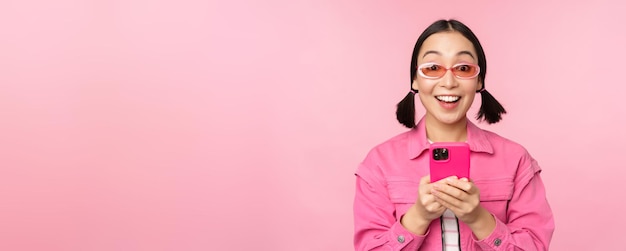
[439,69,458,89]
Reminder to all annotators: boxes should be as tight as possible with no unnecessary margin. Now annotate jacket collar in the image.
[407,117,494,159]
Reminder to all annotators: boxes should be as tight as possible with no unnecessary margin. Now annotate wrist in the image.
[400,205,431,235]
[466,206,496,240]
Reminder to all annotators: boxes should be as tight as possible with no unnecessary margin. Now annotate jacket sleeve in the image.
[472,152,555,250]
[354,160,428,251]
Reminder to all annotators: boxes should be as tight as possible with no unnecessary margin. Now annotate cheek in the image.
[463,85,477,98]
[462,80,481,94]
[464,94,476,104]
[414,79,434,93]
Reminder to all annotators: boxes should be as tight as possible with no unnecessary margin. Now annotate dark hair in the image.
[396,19,506,128]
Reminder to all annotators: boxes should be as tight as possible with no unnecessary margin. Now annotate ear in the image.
[411,79,419,92]
[476,79,484,92]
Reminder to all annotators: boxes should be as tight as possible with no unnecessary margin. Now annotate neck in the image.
[425,116,468,142]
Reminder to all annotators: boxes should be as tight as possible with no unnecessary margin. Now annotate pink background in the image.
[1,1,624,250]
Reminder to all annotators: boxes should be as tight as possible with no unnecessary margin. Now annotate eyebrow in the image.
[422,50,476,59]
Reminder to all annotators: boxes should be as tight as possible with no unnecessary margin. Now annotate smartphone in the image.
[429,142,470,183]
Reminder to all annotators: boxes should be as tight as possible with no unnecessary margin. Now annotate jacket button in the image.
[494,238,502,246]
[397,235,405,243]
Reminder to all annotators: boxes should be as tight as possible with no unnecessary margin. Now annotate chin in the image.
[434,114,466,125]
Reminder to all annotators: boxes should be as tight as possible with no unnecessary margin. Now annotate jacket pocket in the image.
[386,177,419,217]
[475,179,514,222]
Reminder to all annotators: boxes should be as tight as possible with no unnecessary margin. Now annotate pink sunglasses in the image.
[417,62,480,79]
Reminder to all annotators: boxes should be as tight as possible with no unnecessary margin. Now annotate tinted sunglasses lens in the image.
[419,64,446,78]
[452,64,479,78]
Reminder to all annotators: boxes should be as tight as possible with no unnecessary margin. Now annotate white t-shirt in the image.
[441,209,460,251]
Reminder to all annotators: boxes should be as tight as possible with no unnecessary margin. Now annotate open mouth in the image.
[435,95,460,103]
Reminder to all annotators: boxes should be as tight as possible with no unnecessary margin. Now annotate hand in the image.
[431,176,485,224]
[431,176,495,239]
[401,175,446,235]
[415,175,446,222]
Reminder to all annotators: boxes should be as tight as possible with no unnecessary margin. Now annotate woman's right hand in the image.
[400,175,446,235]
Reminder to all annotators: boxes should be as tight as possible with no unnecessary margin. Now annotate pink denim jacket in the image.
[354,118,554,250]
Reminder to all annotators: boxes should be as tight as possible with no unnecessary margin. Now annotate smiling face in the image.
[412,31,483,127]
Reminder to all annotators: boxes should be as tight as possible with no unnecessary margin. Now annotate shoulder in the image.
[481,128,530,156]
[356,130,415,177]
[478,127,540,173]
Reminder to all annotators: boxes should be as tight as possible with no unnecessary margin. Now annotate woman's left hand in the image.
[431,176,496,240]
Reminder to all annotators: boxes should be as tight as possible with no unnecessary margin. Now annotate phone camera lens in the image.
[433,148,442,160]
[432,148,449,161]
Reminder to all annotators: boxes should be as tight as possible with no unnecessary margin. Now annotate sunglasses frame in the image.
[416,62,481,80]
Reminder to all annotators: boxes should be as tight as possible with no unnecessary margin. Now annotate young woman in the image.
[353,19,554,250]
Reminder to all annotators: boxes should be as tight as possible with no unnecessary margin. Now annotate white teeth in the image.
[436,96,460,102]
